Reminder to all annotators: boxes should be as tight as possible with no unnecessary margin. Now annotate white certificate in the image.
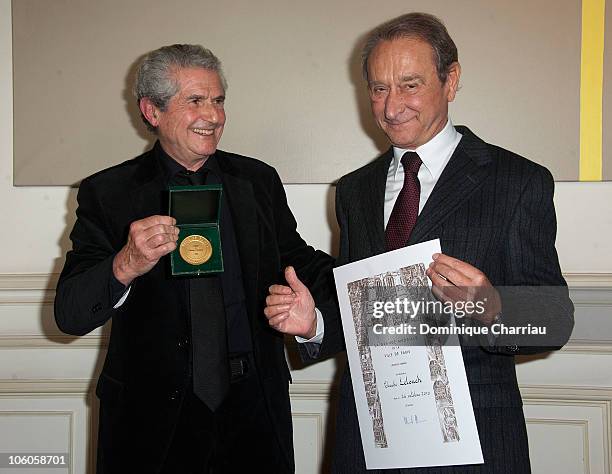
[333,239,484,470]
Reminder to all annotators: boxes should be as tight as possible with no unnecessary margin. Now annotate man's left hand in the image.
[426,253,501,326]
[264,266,317,339]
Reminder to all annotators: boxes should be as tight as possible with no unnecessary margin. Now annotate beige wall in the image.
[12,0,584,184]
[2,2,611,273]
[2,0,612,472]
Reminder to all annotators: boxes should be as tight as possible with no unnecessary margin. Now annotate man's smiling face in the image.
[146,67,226,169]
[367,37,460,149]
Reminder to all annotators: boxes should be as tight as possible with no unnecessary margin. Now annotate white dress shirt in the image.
[385,119,461,225]
[297,119,462,345]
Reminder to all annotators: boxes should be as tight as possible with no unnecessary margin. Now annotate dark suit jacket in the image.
[316,126,574,473]
[54,146,333,474]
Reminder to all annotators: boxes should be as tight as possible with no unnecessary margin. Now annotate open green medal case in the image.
[168,184,224,276]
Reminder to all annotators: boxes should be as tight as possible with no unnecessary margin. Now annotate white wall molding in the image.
[0,272,610,296]
[0,379,94,474]
[2,272,611,350]
[0,379,322,474]
[1,381,611,473]
[0,379,90,395]
[521,385,612,474]
[0,335,106,349]
[523,385,612,473]
[4,338,611,352]
[521,384,612,403]
[0,410,76,474]
[562,343,612,354]
[290,381,333,400]
[565,273,612,288]
[0,273,57,304]
[291,412,324,467]
[525,418,590,474]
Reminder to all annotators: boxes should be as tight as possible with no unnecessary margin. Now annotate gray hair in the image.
[361,13,458,84]
[133,44,227,133]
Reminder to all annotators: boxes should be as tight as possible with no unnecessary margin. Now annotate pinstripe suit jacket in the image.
[316,126,574,473]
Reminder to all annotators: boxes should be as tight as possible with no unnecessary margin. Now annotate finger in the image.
[142,232,178,250]
[130,215,176,233]
[266,294,296,306]
[264,304,291,319]
[429,268,469,300]
[431,285,450,302]
[139,224,179,242]
[431,261,491,287]
[433,253,483,279]
[268,284,294,296]
[142,215,177,227]
[428,265,470,301]
[427,266,456,287]
[285,266,307,293]
[149,241,177,257]
[428,261,470,286]
[434,284,465,304]
[131,240,176,266]
[145,232,178,249]
[267,313,290,327]
[432,253,464,268]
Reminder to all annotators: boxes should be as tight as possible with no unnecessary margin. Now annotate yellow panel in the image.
[580,0,606,181]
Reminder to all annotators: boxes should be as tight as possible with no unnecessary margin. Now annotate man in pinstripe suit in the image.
[267,12,574,473]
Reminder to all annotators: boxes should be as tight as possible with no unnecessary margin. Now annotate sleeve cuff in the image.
[295,308,325,344]
[485,312,502,346]
[109,274,131,309]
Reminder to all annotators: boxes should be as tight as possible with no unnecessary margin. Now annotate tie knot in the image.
[401,151,422,174]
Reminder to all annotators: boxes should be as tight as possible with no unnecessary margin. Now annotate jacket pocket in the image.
[95,372,125,403]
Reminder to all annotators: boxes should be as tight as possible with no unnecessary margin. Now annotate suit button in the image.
[506,344,519,353]
[91,303,102,314]
[177,337,190,348]
[169,389,181,401]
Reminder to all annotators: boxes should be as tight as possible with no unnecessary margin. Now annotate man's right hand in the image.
[265,266,317,339]
[112,215,179,286]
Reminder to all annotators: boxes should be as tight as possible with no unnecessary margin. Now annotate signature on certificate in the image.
[404,414,427,425]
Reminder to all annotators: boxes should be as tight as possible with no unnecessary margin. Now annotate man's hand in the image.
[113,215,179,286]
[264,266,317,339]
[426,253,501,325]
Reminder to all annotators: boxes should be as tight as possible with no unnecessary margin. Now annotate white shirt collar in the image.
[390,119,459,180]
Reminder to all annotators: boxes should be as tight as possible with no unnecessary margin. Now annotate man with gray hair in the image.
[265,13,573,473]
[55,44,333,473]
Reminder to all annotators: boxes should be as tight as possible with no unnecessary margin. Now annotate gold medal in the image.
[179,235,213,265]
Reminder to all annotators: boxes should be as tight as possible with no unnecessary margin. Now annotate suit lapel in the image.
[220,174,259,278]
[363,149,393,255]
[216,155,259,314]
[128,149,168,220]
[408,127,491,244]
[124,149,182,291]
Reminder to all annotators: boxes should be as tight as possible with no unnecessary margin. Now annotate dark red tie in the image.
[385,151,422,251]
